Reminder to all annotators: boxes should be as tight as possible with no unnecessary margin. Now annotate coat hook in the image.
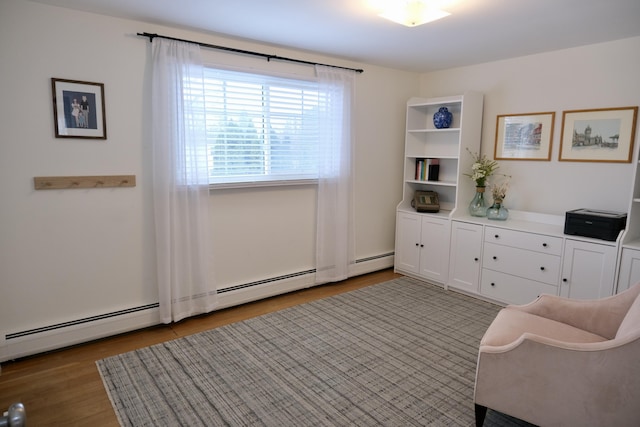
[34,175,135,190]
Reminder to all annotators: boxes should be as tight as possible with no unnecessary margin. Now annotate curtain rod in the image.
[137,32,364,74]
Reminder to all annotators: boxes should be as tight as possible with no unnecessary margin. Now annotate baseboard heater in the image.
[4,270,315,341]
[5,303,160,341]
[1,252,394,361]
[355,252,394,264]
[217,252,394,294]
[217,269,317,294]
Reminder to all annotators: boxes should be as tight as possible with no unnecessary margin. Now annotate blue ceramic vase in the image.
[433,107,453,129]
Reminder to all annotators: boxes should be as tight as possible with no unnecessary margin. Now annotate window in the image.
[203,67,321,186]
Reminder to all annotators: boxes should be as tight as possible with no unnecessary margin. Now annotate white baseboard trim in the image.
[217,254,395,310]
[352,253,394,276]
[0,254,394,362]
[216,272,316,310]
[0,308,160,362]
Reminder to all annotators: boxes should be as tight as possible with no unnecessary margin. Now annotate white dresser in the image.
[481,226,562,305]
[447,211,620,306]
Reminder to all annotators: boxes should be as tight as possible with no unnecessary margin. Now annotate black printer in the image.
[564,209,627,241]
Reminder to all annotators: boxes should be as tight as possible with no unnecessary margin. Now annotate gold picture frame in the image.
[559,107,638,162]
[494,112,555,161]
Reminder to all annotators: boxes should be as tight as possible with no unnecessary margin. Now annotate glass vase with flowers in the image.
[464,149,499,217]
[487,179,510,220]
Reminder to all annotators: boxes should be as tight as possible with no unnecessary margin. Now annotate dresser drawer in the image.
[483,242,561,285]
[481,269,558,305]
[485,226,562,255]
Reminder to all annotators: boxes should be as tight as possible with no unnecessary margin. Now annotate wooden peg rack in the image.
[34,175,136,190]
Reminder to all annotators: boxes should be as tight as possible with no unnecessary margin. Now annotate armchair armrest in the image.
[475,333,640,426]
[507,283,640,339]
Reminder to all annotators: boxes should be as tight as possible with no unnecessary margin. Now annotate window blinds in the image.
[203,68,321,185]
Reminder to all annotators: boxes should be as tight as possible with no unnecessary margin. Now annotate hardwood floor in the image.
[0,269,400,426]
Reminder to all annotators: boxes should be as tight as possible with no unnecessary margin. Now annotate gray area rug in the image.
[97,276,534,426]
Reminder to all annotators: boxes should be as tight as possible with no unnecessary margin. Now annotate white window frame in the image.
[203,67,324,189]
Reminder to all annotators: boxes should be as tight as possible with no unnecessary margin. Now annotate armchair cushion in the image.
[481,308,607,347]
[508,282,640,339]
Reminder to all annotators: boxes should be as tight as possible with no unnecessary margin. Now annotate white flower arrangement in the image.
[464,149,499,187]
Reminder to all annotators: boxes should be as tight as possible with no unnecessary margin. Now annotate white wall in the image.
[4,0,637,360]
[420,36,640,216]
[0,0,416,359]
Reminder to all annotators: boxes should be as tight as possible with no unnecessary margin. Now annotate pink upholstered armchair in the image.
[474,282,640,426]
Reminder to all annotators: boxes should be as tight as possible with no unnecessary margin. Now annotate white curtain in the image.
[151,38,217,323]
[315,65,356,284]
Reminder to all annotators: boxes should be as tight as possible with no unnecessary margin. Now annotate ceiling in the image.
[30,0,640,72]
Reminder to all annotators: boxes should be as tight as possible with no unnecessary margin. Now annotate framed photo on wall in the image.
[559,107,638,162]
[51,78,107,139]
[494,112,555,161]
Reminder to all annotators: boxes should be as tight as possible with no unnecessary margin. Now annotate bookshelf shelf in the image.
[395,92,484,284]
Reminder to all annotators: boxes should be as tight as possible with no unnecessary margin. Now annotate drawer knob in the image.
[420,244,424,248]
[542,243,548,247]
[494,234,499,239]
[563,278,568,282]
[491,282,496,287]
[540,266,545,271]
[474,257,479,262]
[415,243,419,246]
[493,256,497,260]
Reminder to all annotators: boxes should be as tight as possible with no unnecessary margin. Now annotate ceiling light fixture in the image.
[378,0,451,27]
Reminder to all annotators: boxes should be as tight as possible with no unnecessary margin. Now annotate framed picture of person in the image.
[51,78,107,139]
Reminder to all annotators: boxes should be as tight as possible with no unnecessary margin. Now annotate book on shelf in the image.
[415,159,424,181]
[415,158,439,181]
